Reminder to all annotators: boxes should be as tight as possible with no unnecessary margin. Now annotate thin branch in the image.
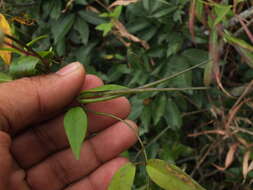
[4,41,32,57]
[85,108,148,163]
[234,19,253,37]
[236,15,253,44]
[79,87,209,104]
[228,7,253,27]
[135,125,171,160]
[4,34,49,69]
[139,60,209,88]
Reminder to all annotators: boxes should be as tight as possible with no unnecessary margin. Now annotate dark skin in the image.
[0,62,138,190]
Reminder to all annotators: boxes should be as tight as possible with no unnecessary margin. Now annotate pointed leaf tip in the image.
[64,107,88,160]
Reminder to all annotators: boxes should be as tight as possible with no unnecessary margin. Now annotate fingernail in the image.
[56,62,82,76]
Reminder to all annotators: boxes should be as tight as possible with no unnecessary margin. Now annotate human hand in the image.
[0,62,138,190]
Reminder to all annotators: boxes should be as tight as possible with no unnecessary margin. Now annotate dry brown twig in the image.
[213,143,239,171]
[229,7,253,27]
[243,151,253,180]
[225,81,253,129]
[0,0,4,8]
[109,0,139,8]
[188,129,227,137]
[236,15,253,44]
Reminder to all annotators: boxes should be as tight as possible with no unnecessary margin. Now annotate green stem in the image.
[135,125,171,161]
[4,34,49,70]
[4,41,33,56]
[85,108,149,163]
[79,87,209,104]
[139,60,209,88]
[102,87,209,96]
[79,95,122,104]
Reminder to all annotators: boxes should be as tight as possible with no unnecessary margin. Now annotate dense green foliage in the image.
[1,0,253,189]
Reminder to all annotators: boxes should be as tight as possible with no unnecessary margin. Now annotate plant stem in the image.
[4,41,33,56]
[134,125,171,161]
[4,34,49,70]
[103,87,209,96]
[79,87,209,104]
[139,60,209,88]
[85,108,149,163]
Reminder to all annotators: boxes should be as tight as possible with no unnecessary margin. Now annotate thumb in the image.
[0,62,85,134]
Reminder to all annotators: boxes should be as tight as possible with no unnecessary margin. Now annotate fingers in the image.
[0,132,12,189]
[26,120,138,190]
[0,62,85,134]
[80,74,131,132]
[65,157,129,190]
[12,75,131,168]
[86,97,131,132]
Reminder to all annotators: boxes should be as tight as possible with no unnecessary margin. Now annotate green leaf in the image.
[96,23,114,36]
[110,6,123,19]
[235,47,253,68]
[195,0,203,22]
[75,0,88,5]
[166,33,183,57]
[214,4,232,26]
[50,0,62,20]
[152,7,176,18]
[153,94,167,125]
[0,72,13,83]
[74,17,90,45]
[52,14,75,44]
[165,98,182,130]
[143,0,151,11]
[146,159,205,190]
[141,105,152,132]
[64,107,88,160]
[224,31,253,52]
[108,162,136,190]
[164,56,192,89]
[9,56,41,78]
[78,10,106,25]
[80,84,128,98]
[26,35,49,47]
[182,49,208,67]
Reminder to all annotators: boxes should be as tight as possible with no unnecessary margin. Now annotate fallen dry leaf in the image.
[224,143,239,169]
[0,13,12,64]
[243,151,250,179]
[109,0,139,8]
[247,160,253,174]
[212,143,238,171]
[113,20,149,49]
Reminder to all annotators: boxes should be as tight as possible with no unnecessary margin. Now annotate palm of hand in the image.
[0,73,137,190]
